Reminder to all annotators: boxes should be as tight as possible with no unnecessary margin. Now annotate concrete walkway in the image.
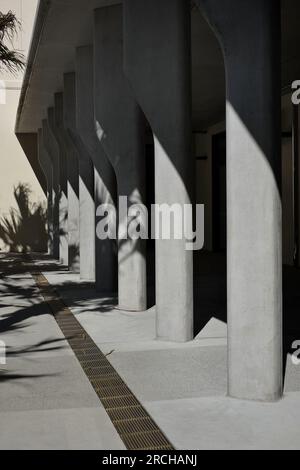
[1,253,300,449]
[41,253,300,450]
[0,254,125,450]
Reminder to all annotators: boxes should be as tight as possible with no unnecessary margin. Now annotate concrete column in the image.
[76,45,117,293]
[124,0,193,339]
[94,5,147,312]
[195,0,282,401]
[38,128,54,256]
[42,117,60,260]
[48,100,69,267]
[64,71,96,281]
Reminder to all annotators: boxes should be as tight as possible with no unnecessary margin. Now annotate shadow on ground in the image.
[1,252,300,388]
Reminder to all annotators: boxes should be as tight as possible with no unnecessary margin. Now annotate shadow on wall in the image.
[0,183,47,253]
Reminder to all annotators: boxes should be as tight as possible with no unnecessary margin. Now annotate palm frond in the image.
[0,11,21,42]
[0,43,25,73]
[0,10,25,74]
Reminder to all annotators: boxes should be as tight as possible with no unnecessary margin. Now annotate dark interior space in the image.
[145,129,156,309]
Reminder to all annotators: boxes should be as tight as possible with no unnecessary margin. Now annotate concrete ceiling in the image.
[16,0,300,133]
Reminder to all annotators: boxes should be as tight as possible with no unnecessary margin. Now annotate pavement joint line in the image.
[27,262,174,451]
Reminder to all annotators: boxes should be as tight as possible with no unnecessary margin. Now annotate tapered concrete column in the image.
[195,0,282,401]
[42,118,60,260]
[48,100,69,267]
[38,128,54,256]
[76,45,117,293]
[94,6,147,312]
[124,0,193,339]
[64,71,95,281]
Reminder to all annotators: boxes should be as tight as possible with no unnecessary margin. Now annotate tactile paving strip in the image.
[30,270,174,451]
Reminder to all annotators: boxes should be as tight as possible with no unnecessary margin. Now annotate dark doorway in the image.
[193,131,227,336]
[212,131,227,252]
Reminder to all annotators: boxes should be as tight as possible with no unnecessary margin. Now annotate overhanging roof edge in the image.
[15,0,52,134]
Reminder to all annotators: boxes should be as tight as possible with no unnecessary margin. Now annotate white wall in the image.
[0,0,45,251]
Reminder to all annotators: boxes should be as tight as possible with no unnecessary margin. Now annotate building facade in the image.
[14,0,300,403]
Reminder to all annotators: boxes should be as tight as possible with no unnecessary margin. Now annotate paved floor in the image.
[1,252,300,449]
[0,254,125,450]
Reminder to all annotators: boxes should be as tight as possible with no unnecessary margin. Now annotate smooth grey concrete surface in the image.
[47,106,69,267]
[43,272,228,402]
[94,6,147,311]
[38,128,54,256]
[78,166,96,281]
[63,71,95,281]
[41,253,300,450]
[0,355,101,412]
[196,0,282,402]
[43,268,227,349]
[108,347,227,402]
[0,254,125,450]
[0,408,125,450]
[124,0,194,339]
[42,118,60,260]
[76,45,117,293]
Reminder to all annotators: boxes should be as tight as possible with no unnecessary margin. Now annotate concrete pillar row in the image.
[47,101,69,267]
[42,117,60,260]
[94,5,147,312]
[76,45,117,293]
[38,128,54,256]
[64,71,96,281]
[123,0,194,340]
[195,0,282,401]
